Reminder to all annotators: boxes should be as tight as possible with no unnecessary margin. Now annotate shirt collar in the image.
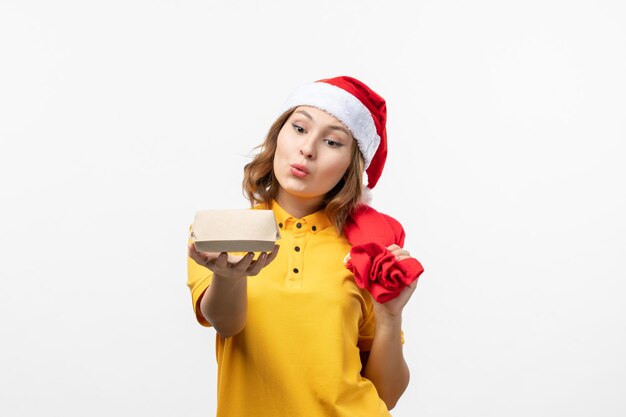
[267,199,332,234]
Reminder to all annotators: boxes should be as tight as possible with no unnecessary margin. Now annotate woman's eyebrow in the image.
[295,109,350,136]
[295,109,313,120]
[328,125,350,136]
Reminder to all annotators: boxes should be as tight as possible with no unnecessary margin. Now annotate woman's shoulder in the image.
[252,201,270,210]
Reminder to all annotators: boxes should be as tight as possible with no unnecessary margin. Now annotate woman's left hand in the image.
[372,244,418,320]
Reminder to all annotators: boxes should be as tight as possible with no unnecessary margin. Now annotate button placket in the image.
[288,219,306,284]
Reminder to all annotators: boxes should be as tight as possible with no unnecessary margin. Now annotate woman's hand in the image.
[188,243,280,280]
[372,244,418,320]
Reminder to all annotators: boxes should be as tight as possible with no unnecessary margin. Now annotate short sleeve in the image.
[357,294,406,351]
[357,299,376,351]
[187,235,213,327]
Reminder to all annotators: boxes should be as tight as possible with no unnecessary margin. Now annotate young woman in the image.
[187,76,423,416]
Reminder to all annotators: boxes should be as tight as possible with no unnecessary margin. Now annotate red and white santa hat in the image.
[280,76,388,191]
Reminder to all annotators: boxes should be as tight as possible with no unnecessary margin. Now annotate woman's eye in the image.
[292,124,306,134]
[325,139,343,148]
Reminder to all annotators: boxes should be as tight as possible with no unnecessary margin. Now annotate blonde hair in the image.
[242,109,364,231]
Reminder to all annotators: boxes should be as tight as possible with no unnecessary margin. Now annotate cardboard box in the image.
[191,209,280,253]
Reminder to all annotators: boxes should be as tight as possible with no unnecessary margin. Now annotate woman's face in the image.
[273,106,355,204]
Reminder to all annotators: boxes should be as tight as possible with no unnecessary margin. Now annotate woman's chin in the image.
[278,185,324,201]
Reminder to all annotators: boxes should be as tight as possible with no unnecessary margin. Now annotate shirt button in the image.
[296,222,302,229]
[311,225,317,231]
[279,223,283,228]
[294,246,300,252]
[293,268,299,273]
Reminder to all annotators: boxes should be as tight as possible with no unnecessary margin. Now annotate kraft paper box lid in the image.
[191,209,280,253]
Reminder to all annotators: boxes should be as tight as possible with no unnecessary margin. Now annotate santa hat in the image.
[280,76,387,190]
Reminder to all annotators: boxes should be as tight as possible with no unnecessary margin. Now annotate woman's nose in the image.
[299,139,315,159]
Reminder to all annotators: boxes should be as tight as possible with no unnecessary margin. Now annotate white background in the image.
[1,1,625,416]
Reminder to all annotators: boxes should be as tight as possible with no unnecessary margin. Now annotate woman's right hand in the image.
[188,243,280,280]
[189,243,280,336]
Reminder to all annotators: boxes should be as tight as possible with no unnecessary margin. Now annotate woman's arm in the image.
[199,272,248,338]
[361,306,412,410]
[188,245,279,337]
[361,244,418,410]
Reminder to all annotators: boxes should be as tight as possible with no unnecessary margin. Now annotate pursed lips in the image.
[290,163,310,177]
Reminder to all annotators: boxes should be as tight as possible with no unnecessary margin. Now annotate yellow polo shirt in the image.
[187,201,391,417]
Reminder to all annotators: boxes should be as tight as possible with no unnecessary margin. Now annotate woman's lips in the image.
[290,164,309,178]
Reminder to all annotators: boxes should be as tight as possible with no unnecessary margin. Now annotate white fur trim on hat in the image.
[280,82,380,170]
[361,185,373,204]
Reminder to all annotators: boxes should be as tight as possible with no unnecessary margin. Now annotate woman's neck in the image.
[275,191,324,219]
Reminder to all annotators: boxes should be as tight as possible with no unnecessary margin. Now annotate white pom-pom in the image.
[361,185,373,204]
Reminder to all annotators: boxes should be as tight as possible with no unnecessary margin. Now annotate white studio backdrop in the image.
[1,1,625,416]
